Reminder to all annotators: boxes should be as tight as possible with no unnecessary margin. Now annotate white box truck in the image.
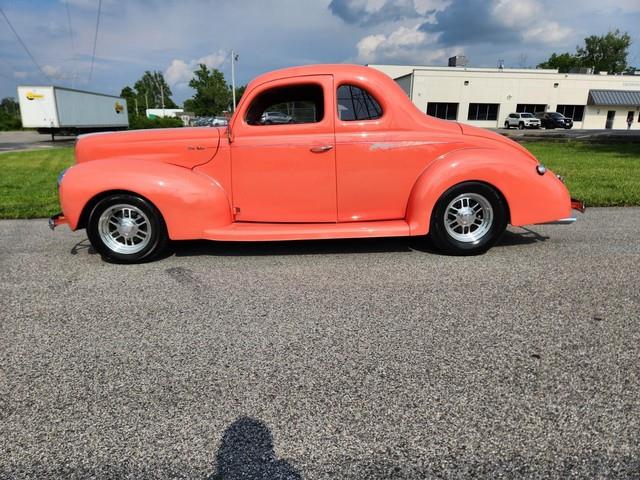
[17,86,129,139]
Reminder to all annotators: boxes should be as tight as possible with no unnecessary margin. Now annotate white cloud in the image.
[492,0,572,45]
[356,24,445,64]
[164,50,227,87]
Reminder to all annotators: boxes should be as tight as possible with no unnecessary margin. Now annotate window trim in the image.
[242,81,327,128]
[336,83,384,122]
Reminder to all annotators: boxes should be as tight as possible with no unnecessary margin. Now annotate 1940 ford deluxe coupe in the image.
[50,64,584,263]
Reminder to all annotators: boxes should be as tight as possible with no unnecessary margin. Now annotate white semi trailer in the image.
[17,86,129,139]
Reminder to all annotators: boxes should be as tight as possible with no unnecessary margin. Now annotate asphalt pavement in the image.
[0,131,75,153]
[1,209,639,478]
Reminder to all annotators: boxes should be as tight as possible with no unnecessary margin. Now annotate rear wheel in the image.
[429,182,507,255]
[504,121,510,129]
[87,193,168,263]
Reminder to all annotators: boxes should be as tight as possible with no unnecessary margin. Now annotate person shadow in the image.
[208,417,302,480]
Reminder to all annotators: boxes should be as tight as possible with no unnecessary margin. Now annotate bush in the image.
[128,116,183,130]
[0,112,22,131]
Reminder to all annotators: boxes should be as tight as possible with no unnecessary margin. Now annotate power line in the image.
[64,0,78,87]
[0,6,53,84]
[88,0,102,81]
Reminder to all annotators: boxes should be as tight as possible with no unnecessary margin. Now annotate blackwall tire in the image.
[87,193,168,263]
[429,182,507,256]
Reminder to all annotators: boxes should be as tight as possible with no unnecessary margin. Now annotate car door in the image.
[334,82,455,222]
[230,76,337,223]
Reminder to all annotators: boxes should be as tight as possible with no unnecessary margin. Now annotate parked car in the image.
[260,111,294,124]
[504,112,541,129]
[536,112,573,129]
[50,64,583,263]
[210,116,228,127]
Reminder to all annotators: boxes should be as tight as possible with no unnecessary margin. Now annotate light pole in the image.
[231,50,239,111]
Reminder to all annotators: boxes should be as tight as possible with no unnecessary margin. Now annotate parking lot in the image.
[1,208,639,478]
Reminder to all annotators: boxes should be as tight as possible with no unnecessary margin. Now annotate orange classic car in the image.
[50,64,584,263]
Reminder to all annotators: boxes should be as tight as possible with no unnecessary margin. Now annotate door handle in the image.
[310,145,333,153]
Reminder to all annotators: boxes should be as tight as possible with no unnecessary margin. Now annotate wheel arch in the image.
[405,148,537,236]
[60,158,234,239]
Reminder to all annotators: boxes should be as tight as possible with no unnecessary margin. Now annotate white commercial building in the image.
[370,64,640,130]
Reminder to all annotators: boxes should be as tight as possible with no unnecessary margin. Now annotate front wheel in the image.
[429,182,507,255]
[518,122,525,130]
[87,193,168,263]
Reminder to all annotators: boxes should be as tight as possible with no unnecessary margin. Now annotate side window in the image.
[337,84,382,121]
[245,84,324,126]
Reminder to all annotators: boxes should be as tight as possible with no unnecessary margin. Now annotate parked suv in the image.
[504,113,541,129]
[535,112,573,129]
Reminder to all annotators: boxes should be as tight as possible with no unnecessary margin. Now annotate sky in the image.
[1,0,639,105]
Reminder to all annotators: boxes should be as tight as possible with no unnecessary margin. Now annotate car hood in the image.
[459,123,538,164]
[74,127,221,169]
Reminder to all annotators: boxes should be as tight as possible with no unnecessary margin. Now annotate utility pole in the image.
[231,50,239,111]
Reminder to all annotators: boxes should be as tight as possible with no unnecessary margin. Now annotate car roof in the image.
[247,64,389,89]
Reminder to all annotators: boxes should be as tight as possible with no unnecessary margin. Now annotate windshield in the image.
[550,113,564,118]
[521,113,534,118]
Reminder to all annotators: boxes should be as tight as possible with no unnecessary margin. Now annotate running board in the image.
[203,220,410,241]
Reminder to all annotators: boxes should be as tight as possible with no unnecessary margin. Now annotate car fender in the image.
[405,147,571,235]
[60,158,233,239]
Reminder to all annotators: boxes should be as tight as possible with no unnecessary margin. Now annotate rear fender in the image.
[406,148,571,235]
[60,158,232,239]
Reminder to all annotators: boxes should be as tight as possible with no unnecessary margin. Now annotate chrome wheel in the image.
[97,204,151,254]
[444,193,493,243]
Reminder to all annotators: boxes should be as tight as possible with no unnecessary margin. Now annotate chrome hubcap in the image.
[98,204,151,254]
[444,193,493,243]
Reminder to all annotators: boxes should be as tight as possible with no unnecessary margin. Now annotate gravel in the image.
[1,208,639,479]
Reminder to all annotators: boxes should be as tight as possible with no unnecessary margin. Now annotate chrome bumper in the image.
[536,198,585,225]
[48,212,68,230]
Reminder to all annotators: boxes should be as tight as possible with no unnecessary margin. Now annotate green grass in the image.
[0,147,73,219]
[524,142,640,206]
[0,142,639,219]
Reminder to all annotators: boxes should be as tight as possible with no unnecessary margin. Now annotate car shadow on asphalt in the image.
[68,228,548,260]
[170,227,547,258]
[207,417,302,480]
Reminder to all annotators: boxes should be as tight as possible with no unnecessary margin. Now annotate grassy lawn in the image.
[524,142,640,206]
[0,142,639,219]
[0,148,73,219]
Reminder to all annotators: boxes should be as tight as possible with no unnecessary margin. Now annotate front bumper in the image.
[48,212,69,230]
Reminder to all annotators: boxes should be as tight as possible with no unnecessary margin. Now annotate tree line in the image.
[119,64,246,126]
[537,29,634,74]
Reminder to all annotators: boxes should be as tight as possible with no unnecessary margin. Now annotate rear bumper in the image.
[536,198,585,225]
[48,212,69,230]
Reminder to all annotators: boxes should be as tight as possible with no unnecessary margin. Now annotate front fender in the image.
[405,147,571,235]
[60,158,233,239]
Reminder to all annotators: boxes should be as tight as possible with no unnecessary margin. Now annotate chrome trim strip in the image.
[536,217,577,225]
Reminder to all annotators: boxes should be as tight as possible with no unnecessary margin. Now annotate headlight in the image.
[536,165,547,175]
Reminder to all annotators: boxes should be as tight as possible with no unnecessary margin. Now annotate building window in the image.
[516,104,546,114]
[467,103,499,121]
[427,102,458,120]
[337,85,383,121]
[556,104,585,122]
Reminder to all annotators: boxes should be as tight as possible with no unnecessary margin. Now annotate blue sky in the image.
[1,0,639,104]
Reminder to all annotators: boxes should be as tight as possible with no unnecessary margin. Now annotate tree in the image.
[133,71,177,110]
[537,29,632,74]
[577,29,631,74]
[119,86,137,117]
[234,84,247,106]
[188,64,231,116]
[0,97,21,131]
[537,52,581,73]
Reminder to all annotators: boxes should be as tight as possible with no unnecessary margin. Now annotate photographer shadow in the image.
[208,417,301,480]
